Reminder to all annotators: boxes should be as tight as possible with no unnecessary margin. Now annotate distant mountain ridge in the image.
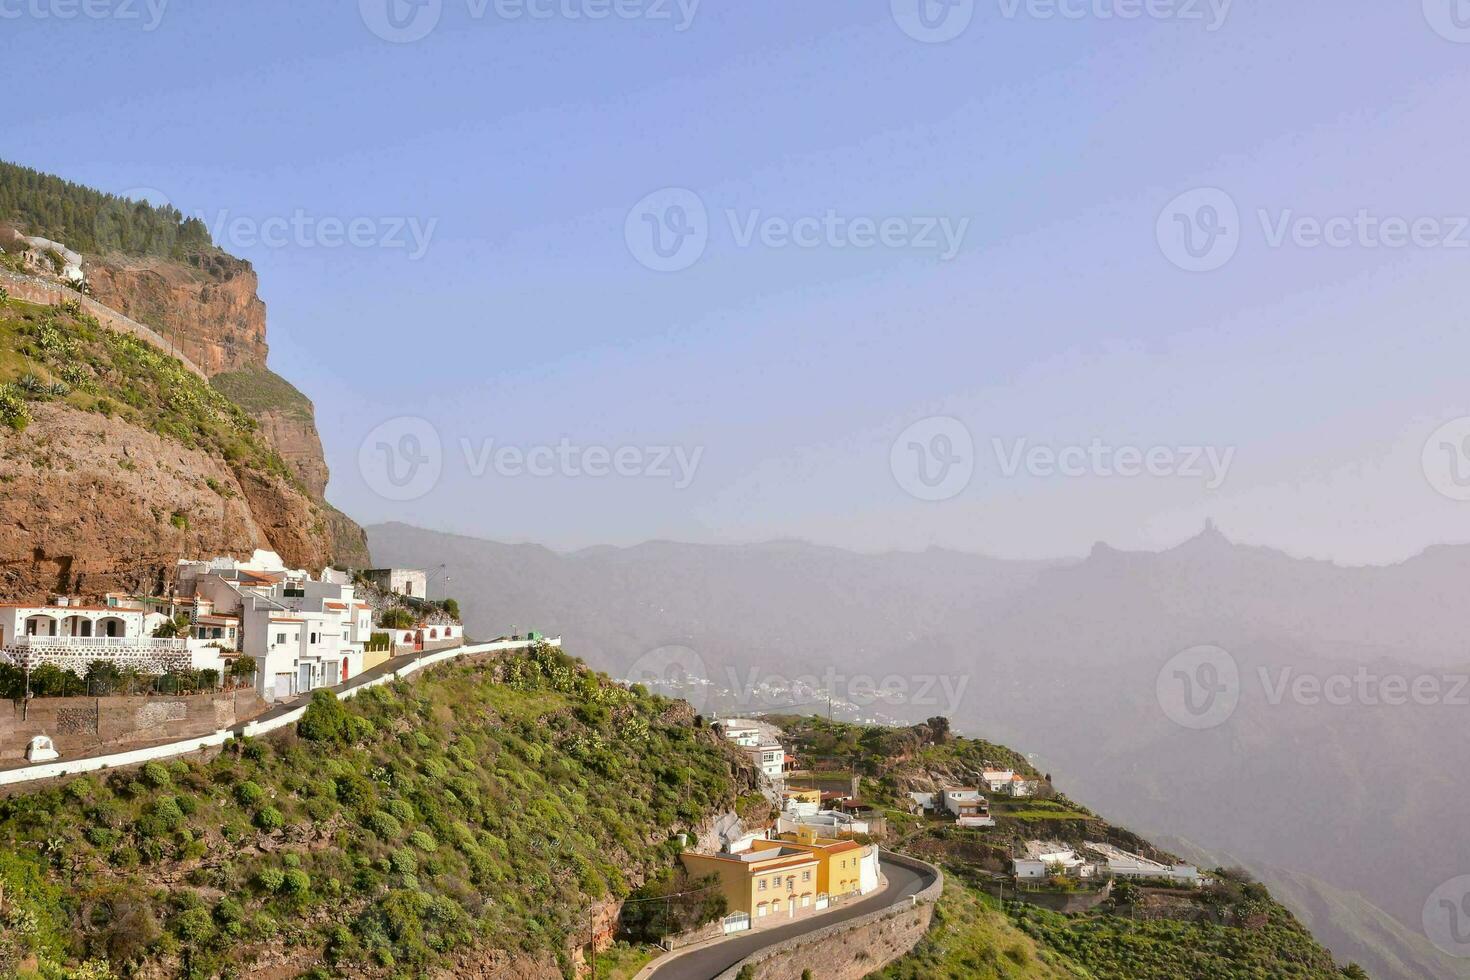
[368,520,1470,980]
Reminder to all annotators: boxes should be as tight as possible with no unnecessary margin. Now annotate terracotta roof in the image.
[270,617,306,624]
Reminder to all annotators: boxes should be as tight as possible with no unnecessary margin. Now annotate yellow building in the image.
[783,786,822,806]
[680,847,821,920]
[752,832,869,897]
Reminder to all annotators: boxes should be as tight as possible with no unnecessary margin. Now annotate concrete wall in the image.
[712,852,943,980]
[0,689,266,762]
[0,636,560,787]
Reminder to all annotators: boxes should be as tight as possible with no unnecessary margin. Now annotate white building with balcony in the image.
[0,599,188,675]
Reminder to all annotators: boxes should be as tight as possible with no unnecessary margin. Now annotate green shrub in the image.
[366,810,402,840]
[389,849,417,875]
[385,799,415,824]
[408,831,437,852]
[281,868,310,896]
[256,868,285,893]
[172,906,215,944]
[140,761,171,788]
[254,806,284,832]
[235,781,264,807]
[299,689,351,743]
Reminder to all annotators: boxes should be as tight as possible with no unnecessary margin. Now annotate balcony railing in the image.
[9,635,189,652]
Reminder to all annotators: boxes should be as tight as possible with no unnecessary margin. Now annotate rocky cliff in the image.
[83,251,268,376]
[0,166,372,596]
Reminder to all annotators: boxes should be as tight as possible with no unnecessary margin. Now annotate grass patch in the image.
[211,365,315,423]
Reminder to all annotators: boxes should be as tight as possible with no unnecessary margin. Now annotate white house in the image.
[907,791,937,812]
[1084,842,1201,885]
[1019,841,1095,878]
[362,567,428,599]
[176,555,375,701]
[981,769,1015,793]
[0,598,184,676]
[750,740,785,782]
[940,787,995,827]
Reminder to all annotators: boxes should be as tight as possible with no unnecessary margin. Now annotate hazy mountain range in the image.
[368,520,1470,980]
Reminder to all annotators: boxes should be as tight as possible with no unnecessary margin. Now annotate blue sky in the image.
[7,0,1470,562]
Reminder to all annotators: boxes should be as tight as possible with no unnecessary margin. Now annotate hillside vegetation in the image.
[0,296,288,479]
[0,645,755,978]
[774,716,1363,980]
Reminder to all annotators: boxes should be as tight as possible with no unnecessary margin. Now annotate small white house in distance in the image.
[751,740,784,781]
[1008,774,1042,797]
[908,791,937,812]
[1020,841,1095,878]
[716,721,763,747]
[362,567,428,599]
[940,787,995,827]
[981,769,1016,792]
[1084,842,1201,885]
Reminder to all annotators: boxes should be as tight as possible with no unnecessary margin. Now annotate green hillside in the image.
[0,645,756,978]
[772,717,1365,980]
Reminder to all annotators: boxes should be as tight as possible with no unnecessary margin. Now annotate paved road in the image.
[647,857,932,980]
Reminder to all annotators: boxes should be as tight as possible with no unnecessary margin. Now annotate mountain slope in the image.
[0,645,759,978]
[366,521,1470,979]
[0,161,371,582]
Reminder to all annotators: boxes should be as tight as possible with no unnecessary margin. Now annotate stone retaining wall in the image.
[713,852,943,980]
[0,689,265,762]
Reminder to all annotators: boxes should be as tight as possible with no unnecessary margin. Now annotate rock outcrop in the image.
[0,403,331,601]
[84,252,268,376]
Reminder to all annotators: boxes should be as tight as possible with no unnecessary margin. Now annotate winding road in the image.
[646,856,932,980]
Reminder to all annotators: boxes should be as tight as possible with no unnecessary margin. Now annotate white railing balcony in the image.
[11,635,189,652]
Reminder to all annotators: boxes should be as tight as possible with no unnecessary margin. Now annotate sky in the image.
[6,0,1470,564]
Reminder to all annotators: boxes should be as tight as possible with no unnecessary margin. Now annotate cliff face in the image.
[78,248,371,573]
[0,404,330,600]
[84,252,268,376]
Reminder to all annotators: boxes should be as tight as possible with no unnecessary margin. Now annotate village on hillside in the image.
[668,711,1213,940]
[0,553,496,767]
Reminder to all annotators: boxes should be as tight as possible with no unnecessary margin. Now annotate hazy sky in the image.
[7,0,1470,563]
